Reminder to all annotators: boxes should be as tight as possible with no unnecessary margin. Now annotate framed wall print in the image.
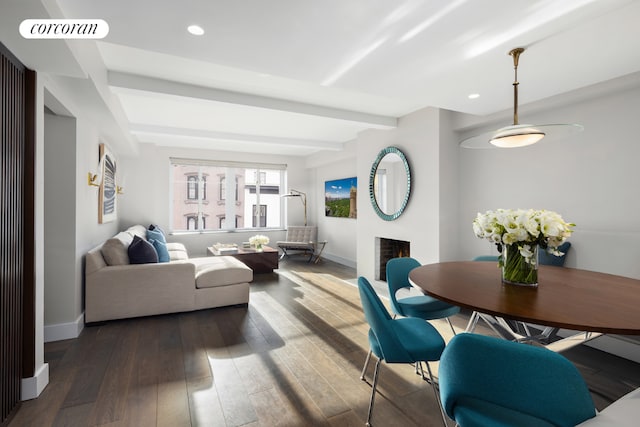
[324,177,357,218]
[98,143,117,223]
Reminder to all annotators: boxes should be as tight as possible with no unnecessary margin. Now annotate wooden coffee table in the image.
[208,246,278,274]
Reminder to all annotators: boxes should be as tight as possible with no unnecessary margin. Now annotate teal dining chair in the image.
[386,257,460,335]
[472,255,499,262]
[357,276,448,426]
[472,241,571,267]
[439,333,596,427]
[539,241,571,267]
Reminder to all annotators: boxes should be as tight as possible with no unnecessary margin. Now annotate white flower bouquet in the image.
[249,234,270,249]
[473,209,574,285]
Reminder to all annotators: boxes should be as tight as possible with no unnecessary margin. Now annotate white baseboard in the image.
[21,363,49,400]
[322,253,356,268]
[583,334,640,364]
[554,327,640,363]
[44,312,85,343]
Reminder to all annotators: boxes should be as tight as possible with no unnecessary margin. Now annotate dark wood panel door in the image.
[1,41,35,427]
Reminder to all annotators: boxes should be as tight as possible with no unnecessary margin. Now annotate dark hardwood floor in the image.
[10,259,640,426]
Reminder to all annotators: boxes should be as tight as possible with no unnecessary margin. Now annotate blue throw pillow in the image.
[149,238,170,263]
[128,235,159,264]
[147,227,166,244]
[149,223,165,236]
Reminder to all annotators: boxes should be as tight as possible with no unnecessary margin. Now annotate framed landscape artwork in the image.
[325,177,357,218]
[98,143,117,224]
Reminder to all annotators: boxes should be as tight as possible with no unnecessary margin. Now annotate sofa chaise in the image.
[84,225,253,323]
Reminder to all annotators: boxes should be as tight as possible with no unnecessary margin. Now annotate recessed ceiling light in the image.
[468,93,480,99]
[187,25,204,36]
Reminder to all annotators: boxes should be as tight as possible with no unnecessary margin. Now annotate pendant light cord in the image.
[509,48,524,126]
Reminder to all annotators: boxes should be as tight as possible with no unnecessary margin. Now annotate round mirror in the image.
[369,147,411,221]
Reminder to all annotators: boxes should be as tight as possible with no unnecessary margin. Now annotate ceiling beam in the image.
[108,71,397,128]
[129,124,345,151]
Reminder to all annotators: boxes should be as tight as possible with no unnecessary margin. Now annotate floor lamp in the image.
[282,189,307,226]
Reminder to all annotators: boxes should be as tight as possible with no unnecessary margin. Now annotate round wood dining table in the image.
[409,261,640,335]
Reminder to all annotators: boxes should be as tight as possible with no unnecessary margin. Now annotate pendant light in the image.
[460,47,583,149]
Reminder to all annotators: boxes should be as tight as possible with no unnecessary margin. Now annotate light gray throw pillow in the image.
[101,232,133,265]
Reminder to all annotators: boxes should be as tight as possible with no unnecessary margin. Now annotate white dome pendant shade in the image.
[460,48,583,149]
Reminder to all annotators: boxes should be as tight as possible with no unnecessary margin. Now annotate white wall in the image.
[27,76,48,400]
[118,144,310,257]
[438,110,461,261]
[355,107,458,286]
[41,80,121,340]
[43,113,77,326]
[43,111,118,330]
[311,147,358,267]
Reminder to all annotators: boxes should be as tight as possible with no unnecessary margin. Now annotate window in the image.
[219,216,240,228]
[202,177,207,200]
[219,176,238,201]
[187,175,207,200]
[252,204,267,227]
[255,171,266,184]
[186,215,206,230]
[187,216,197,230]
[187,176,197,200]
[170,159,285,232]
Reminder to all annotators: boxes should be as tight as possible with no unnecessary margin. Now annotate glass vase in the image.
[501,243,538,287]
[255,243,263,252]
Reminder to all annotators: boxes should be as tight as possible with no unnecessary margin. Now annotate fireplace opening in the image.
[375,237,410,281]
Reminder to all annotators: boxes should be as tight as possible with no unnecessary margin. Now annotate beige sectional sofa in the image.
[84,225,253,323]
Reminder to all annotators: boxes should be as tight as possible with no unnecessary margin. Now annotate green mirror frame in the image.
[369,146,411,221]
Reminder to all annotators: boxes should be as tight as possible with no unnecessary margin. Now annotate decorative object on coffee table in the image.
[208,245,278,273]
[249,234,269,252]
[210,243,238,255]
